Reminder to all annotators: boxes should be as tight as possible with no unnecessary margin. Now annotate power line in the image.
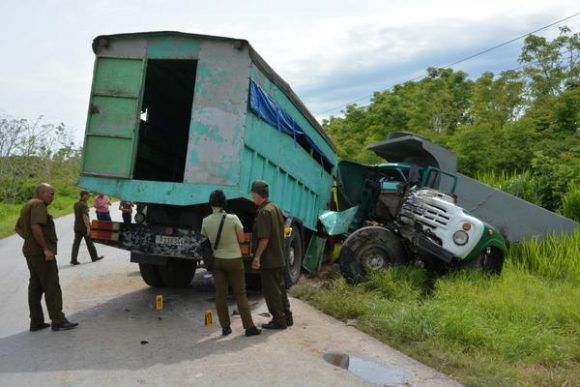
[317,11,580,115]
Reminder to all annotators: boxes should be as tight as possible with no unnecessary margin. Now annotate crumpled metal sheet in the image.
[318,206,359,236]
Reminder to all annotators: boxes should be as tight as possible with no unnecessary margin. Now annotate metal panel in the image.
[147,36,200,59]
[93,37,147,58]
[183,41,251,186]
[82,57,145,178]
[455,174,578,242]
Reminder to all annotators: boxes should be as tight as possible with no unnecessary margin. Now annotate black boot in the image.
[30,322,50,332]
[222,326,232,336]
[51,319,79,331]
[245,326,262,336]
[262,321,287,330]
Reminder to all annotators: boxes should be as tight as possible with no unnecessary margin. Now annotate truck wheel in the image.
[285,226,303,286]
[157,259,197,288]
[139,263,166,288]
[464,247,504,274]
[339,226,408,283]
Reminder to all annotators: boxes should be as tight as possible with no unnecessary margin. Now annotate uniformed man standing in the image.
[71,190,103,265]
[15,183,79,332]
[250,180,293,330]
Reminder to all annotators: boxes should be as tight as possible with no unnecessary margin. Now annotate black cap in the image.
[250,180,269,197]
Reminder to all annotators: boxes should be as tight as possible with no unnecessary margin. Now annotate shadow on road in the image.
[0,271,269,374]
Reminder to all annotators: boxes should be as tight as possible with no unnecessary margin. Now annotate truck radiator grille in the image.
[401,201,452,229]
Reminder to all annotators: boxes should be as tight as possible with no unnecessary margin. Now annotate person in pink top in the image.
[93,194,112,221]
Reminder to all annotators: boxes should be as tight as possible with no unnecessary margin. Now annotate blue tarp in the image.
[249,80,334,168]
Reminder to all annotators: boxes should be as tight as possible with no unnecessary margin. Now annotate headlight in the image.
[453,230,469,245]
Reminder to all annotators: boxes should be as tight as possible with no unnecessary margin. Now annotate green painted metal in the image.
[303,235,327,273]
[82,57,145,178]
[463,224,508,262]
[421,166,458,194]
[146,36,200,59]
[319,206,359,236]
[79,32,336,231]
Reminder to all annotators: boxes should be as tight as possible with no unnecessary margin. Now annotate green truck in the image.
[79,32,577,287]
[80,32,336,287]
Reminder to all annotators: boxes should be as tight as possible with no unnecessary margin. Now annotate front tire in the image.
[339,226,409,283]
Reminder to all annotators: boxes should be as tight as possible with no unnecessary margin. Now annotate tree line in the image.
[0,115,80,203]
[323,27,579,220]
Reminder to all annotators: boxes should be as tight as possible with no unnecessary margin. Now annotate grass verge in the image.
[0,195,78,239]
[292,231,580,386]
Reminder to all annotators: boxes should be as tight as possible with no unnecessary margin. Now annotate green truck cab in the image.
[321,159,507,282]
[79,32,337,287]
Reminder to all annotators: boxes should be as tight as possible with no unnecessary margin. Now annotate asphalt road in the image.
[0,206,460,386]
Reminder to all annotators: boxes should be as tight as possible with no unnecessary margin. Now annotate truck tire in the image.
[285,226,303,287]
[139,263,166,288]
[339,226,408,283]
[157,259,197,288]
[463,247,504,274]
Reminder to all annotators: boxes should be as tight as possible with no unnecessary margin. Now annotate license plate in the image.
[155,235,186,246]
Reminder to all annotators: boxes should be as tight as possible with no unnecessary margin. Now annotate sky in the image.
[0,0,578,144]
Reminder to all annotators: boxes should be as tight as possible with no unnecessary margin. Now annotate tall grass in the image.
[561,182,580,221]
[292,232,580,386]
[508,229,580,283]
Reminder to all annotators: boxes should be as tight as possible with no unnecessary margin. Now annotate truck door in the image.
[81,57,145,178]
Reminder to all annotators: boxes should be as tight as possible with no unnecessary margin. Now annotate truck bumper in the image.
[90,220,210,260]
[414,236,456,263]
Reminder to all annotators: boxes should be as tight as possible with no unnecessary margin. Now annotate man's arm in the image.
[83,214,91,234]
[252,238,269,269]
[14,222,25,239]
[31,224,54,261]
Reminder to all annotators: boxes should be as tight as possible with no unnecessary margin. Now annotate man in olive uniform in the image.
[71,190,103,265]
[250,180,293,330]
[15,183,79,332]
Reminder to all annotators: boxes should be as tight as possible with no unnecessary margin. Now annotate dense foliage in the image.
[324,27,580,218]
[0,116,81,238]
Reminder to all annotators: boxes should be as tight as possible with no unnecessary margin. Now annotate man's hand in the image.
[44,248,55,261]
[251,256,261,270]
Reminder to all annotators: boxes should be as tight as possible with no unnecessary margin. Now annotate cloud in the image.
[0,0,578,142]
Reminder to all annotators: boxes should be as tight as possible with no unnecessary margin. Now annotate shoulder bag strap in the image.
[213,213,227,250]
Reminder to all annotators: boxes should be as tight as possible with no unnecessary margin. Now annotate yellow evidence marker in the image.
[204,309,213,326]
[156,295,164,310]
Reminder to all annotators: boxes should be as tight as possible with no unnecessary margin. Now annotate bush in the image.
[561,182,580,221]
[476,170,543,206]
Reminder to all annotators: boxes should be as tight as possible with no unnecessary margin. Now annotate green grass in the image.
[0,194,78,239]
[292,231,580,386]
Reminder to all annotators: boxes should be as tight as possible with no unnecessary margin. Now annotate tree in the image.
[0,115,78,202]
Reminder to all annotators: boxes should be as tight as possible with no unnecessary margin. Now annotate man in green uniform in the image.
[71,190,103,265]
[15,183,79,332]
[250,180,293,330]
